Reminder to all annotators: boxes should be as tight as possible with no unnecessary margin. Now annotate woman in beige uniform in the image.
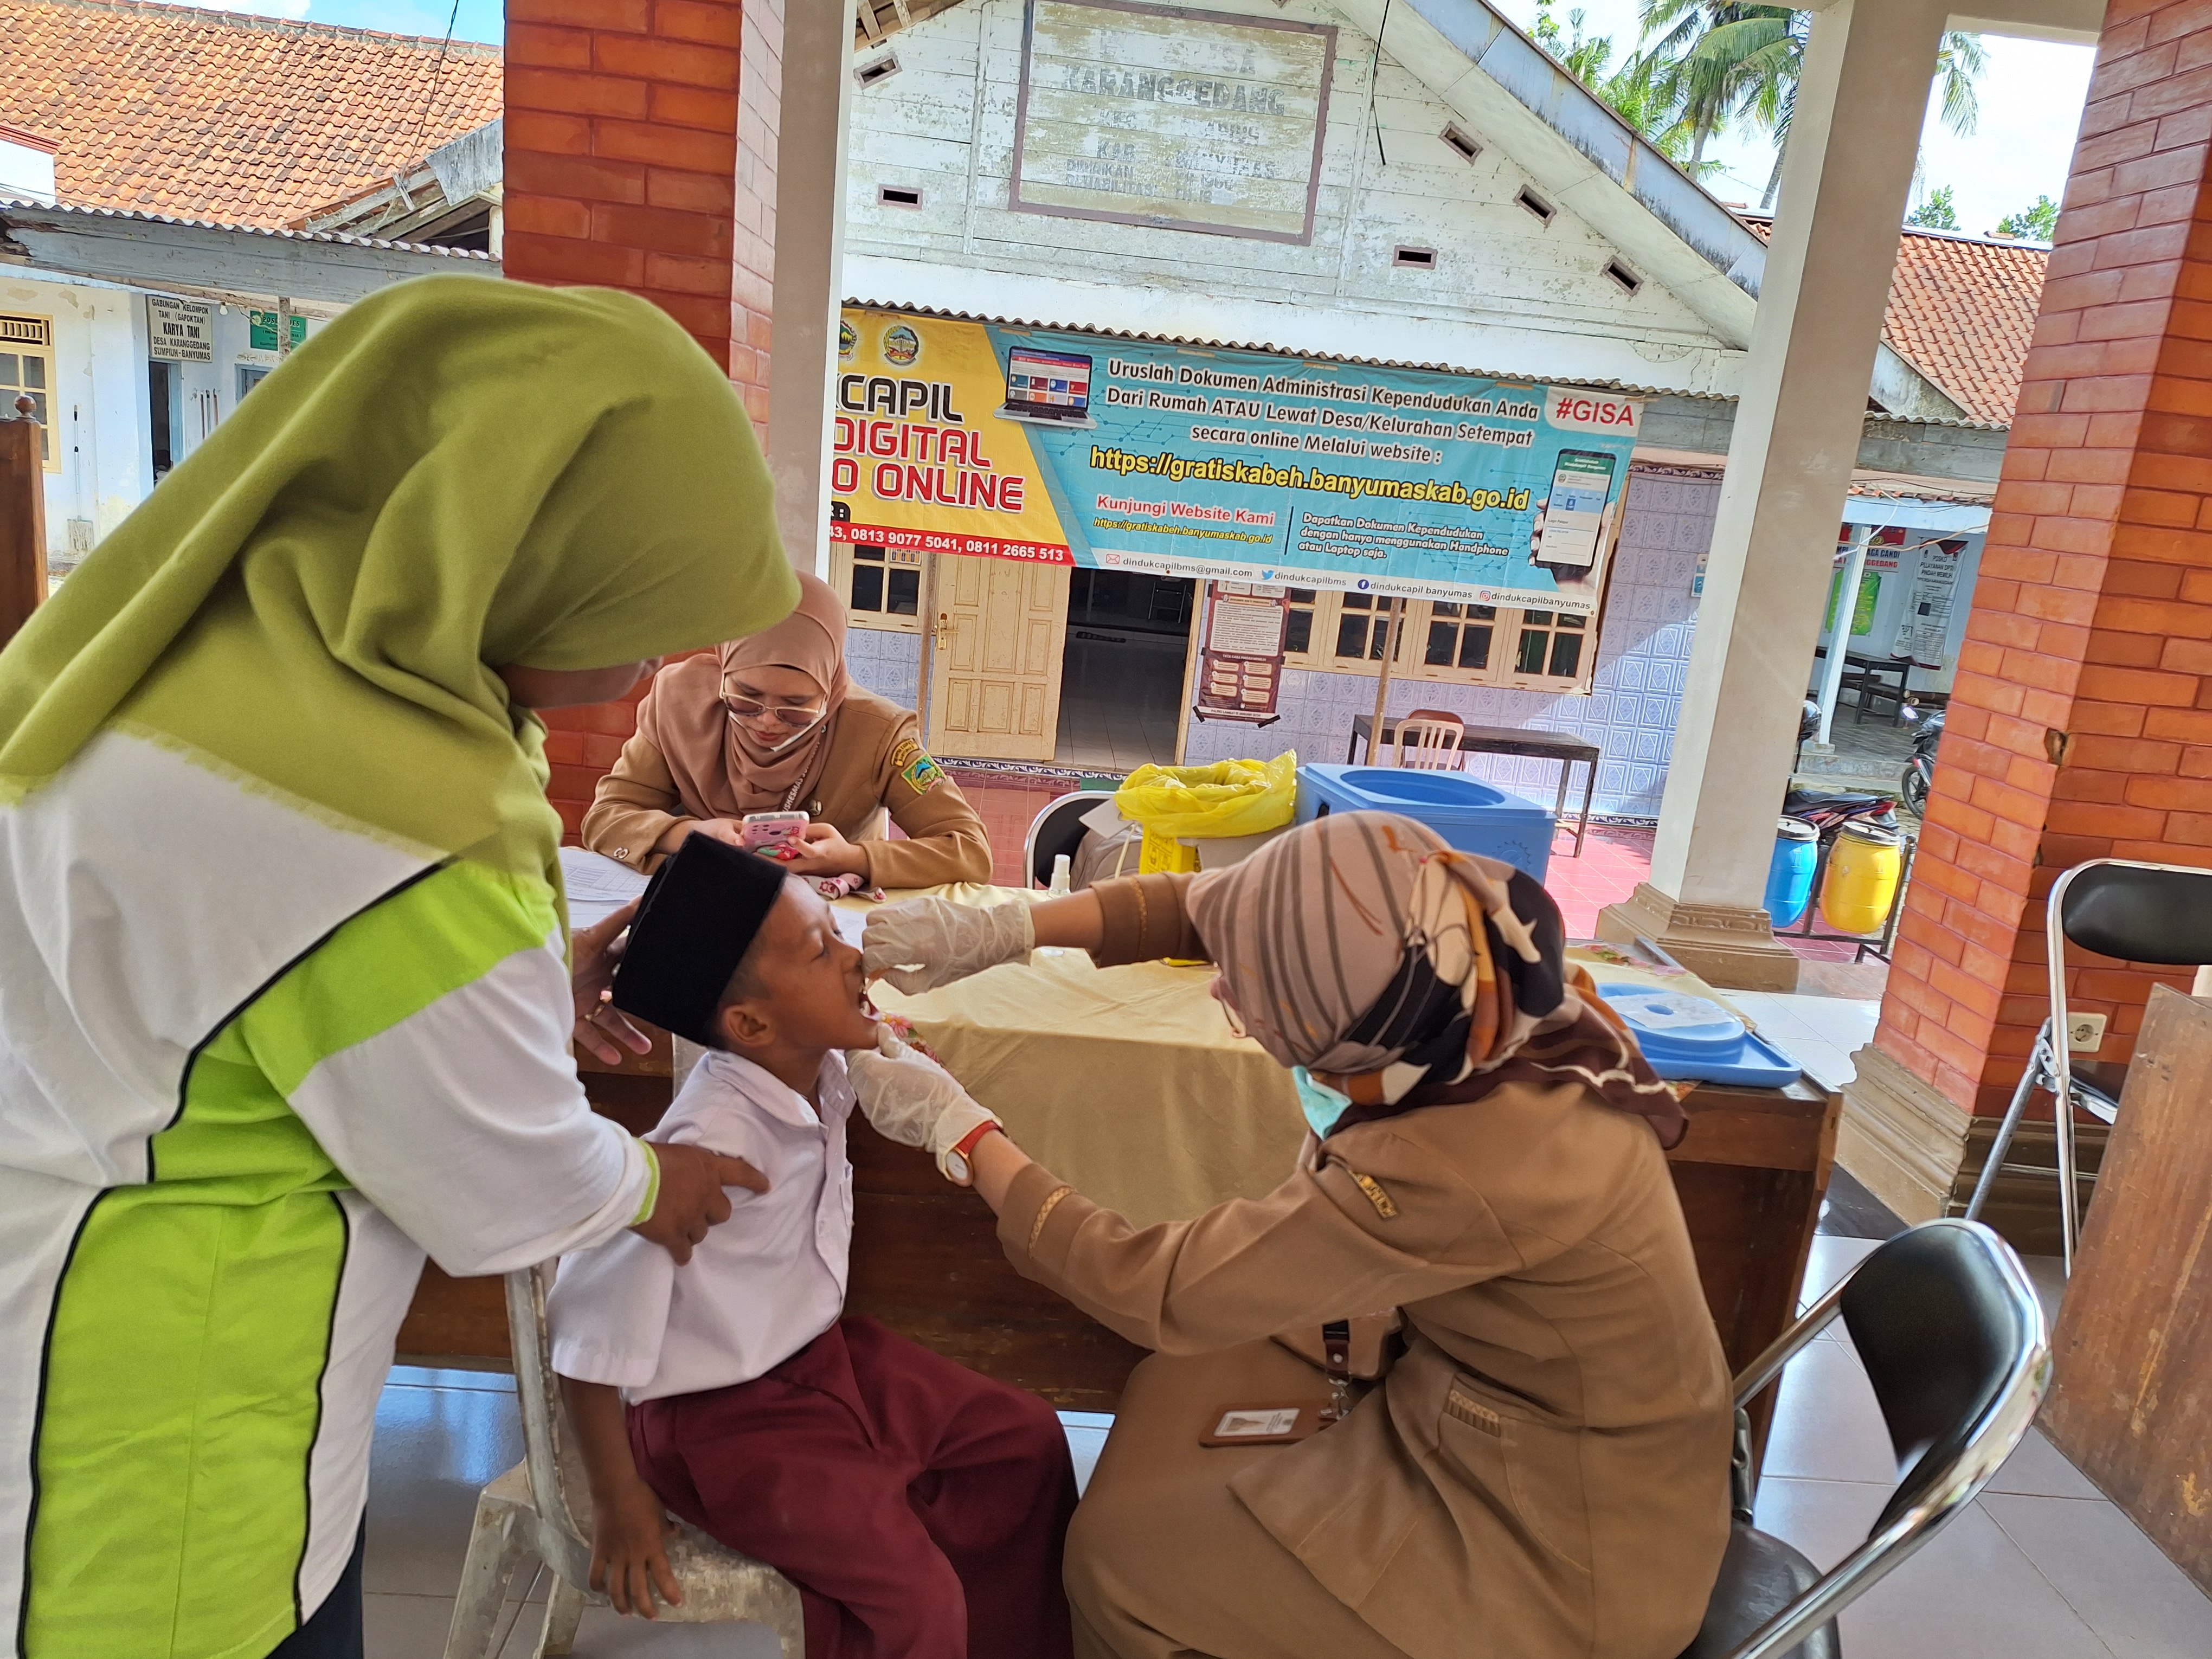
[852,811,1733,1659]
[583,573,991,887]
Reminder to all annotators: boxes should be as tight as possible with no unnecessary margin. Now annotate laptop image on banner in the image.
[996,346,1098,428]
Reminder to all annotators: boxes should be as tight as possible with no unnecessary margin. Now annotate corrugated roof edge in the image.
[1,200,499,260]
[844,295,2013,428]
[26,0,504,53]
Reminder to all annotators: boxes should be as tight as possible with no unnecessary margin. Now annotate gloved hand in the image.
[863,897,1036,994]
[845,1026,1002,1181]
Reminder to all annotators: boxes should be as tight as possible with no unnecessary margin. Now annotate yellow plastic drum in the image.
[1819,822,1904,936]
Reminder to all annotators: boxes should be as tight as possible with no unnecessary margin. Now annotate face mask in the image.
[1291,1066,1352,1140]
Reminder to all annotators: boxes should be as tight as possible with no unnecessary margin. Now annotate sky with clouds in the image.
[176,0,2093,241]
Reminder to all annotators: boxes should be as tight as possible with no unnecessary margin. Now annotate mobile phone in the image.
[1534,449,1617,573]
[740,811,809,850]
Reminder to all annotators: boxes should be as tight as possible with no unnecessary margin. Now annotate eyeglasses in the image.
[723,693,827,732]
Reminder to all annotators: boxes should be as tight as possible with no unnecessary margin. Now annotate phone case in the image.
[740,811,809,849]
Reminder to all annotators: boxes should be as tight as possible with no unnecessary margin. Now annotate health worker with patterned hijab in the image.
[0,277,796,1658]
[850,811,1734,1659]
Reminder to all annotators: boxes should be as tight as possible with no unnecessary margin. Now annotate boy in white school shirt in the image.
[546,834,1076,1659]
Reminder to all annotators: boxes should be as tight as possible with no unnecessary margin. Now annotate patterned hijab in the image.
[1186,810,1686,1146]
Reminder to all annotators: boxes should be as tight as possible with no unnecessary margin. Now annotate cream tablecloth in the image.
[839,885,1753,1230]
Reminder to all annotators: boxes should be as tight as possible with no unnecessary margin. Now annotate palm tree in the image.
[1631,2,1986,208]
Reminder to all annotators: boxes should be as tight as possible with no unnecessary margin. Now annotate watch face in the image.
[944,1150,972,1185]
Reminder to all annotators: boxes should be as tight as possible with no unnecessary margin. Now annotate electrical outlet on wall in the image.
[2066,1013,2108,1052]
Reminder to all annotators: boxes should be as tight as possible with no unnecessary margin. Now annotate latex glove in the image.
[863,897,1034,994]
[845,1026,1002,1180]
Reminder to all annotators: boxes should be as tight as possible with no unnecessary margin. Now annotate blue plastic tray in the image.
[1595,983,1805,1089]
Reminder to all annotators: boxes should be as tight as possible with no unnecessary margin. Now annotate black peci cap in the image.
[609,834,791,1045]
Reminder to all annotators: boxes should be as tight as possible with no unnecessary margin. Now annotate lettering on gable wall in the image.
[1011,0,1337,245]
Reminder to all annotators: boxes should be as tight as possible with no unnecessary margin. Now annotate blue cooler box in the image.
[1295,764,1555,882]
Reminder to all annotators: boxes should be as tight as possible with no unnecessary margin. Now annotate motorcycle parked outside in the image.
[1782,786,1901,845]
[1901,704,1944,816]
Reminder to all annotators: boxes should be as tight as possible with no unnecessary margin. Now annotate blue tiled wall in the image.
[1182,471,1718,818]
[845,626,922,708]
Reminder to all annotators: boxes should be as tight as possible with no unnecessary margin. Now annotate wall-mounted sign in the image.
[830,308,1641,614]
[1011,0,1337,245]
[1194,582,1287,722]
[147,295,213,362]
[1895,539,1965,664]
[248,309,307,352]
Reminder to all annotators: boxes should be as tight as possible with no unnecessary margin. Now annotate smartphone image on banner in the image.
[1535,449,1617,571]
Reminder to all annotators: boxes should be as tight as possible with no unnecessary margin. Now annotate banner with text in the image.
[831,308,1641,615]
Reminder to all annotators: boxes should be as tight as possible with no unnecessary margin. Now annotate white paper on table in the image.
[560,845,650,903]
[831,906,870,950]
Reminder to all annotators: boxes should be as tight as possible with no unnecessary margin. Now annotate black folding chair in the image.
[1679,1219,2050,1659]
[1963,858,2212,1272]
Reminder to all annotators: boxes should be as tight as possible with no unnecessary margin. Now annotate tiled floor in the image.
[1053,631,1187,771]
[364,1242,2212,1657]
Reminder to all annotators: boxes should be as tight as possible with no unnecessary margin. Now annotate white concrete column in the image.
[1597,0,1946,989]
[765,0,854,575]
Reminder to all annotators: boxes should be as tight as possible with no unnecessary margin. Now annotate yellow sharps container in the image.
[1819,821,1904,935]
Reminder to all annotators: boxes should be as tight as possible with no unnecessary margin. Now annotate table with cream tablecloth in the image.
[398,873,1836,1422]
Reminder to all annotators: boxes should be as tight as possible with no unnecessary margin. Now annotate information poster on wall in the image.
[1895,539,1965,664]
[1012,0,1336,243]
[831,308,1641,616]
[1194,583,1287,722]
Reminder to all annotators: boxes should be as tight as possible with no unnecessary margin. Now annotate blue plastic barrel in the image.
[1765,818,1819,929]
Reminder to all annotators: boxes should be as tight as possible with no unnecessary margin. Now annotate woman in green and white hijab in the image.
[0,276,799,1658]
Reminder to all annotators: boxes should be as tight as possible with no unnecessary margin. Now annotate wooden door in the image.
[925,556,1069,762]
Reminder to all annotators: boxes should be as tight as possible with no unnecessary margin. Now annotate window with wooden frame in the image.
[0,315,57,473]
[828,539,923,633]
[1286,589,1596,692]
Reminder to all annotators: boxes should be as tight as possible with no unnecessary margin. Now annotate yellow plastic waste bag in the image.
[1114,753,1299,873]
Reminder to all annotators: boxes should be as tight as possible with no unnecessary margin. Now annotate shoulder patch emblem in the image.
[889,736,946,796]
[1348,1171,1399,1220]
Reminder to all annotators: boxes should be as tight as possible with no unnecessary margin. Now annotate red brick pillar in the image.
[503,0,782,833]
[1842,0,2212,1246]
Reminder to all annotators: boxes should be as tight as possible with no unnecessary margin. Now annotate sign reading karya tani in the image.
[830,309,1642,615]
[1012,0,1337,244]
[146,295,213,363]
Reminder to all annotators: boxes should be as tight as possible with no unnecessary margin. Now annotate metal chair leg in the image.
[1966,1025,2047,1223]
[2055,1070,2082,1278]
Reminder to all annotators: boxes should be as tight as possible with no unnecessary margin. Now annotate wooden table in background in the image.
[2041,985,2212,1595]
[397,1041,1836,1427]
[1345,715,1602,857]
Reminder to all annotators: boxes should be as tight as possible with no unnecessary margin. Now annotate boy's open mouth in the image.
[857,989,878,1020]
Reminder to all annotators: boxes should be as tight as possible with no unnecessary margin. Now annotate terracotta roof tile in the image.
[1738,214,2043,427]
[1881,229,2046,426]
[0,0,501,230]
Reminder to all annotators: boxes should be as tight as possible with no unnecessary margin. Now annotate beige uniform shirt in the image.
[998,871,1734,1659]
[581,685,992,889]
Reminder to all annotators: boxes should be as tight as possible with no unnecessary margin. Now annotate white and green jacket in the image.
[0,730,651,1658]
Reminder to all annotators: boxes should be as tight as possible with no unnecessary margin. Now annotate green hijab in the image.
[0,276,798,883]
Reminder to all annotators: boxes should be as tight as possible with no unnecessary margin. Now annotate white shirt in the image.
[548,1049,856,1401]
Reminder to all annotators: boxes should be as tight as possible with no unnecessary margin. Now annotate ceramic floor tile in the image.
[365,1590,466,1658]
[558,1606,785,1655]
[1796,1234,1883,1310]
[366,1380,526,1597]
[1983,1491,2212,1656]
[1751,1480,2114,1659]
[1982,1426,2107,1502]
[1760,1327,1899,1485]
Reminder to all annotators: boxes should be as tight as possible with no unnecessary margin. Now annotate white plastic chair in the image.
[442,1264,805,1659]
[1392,709,1465,770]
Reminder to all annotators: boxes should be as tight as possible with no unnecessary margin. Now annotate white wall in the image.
[0,269,327,561]
[844,0,1738,392]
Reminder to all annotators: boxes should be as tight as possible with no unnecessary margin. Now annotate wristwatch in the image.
[942,1120,1000,1187]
